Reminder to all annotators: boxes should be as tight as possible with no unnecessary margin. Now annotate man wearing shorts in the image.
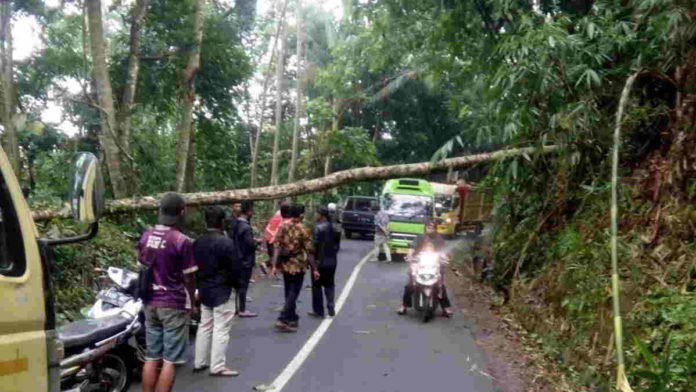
[138,192,197,392]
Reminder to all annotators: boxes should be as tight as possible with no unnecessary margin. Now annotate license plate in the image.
[394,247,410,254]
[98,290,129,307]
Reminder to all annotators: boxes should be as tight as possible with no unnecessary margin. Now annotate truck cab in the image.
[0,146,103,392]
[431,182,460,237]
[381,178,434,256]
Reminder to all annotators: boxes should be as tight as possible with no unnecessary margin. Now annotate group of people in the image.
[136,193,340,392]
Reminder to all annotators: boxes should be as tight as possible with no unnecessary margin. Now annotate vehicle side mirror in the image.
[43,153,104,246]
[69,153,105,223]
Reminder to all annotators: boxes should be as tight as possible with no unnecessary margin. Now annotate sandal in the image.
[192,365,209,373]
[210,367,240,377]
[396,307,407,315]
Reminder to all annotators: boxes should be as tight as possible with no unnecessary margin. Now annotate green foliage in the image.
[48,220,141,323]
[629,291,696,391]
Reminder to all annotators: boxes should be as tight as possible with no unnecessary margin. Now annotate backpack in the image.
[136,264,154,302]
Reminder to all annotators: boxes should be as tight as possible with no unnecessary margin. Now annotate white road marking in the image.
[268,250,372,391]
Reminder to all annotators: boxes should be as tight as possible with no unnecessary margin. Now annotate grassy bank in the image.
[485,171,695,391]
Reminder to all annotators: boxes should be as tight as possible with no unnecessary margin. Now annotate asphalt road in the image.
[129,238,493,392]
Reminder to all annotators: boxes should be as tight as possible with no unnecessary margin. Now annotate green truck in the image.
[381,178,435,256]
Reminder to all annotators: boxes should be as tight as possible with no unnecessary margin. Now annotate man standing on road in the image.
[138,193,198,392]
[235,201,260,317]
[372,208,392,263]
[224,201,242,247]
[193,206,241,377]
[309,206,341,318]
[272,205,319,332]
[263,200,289,274]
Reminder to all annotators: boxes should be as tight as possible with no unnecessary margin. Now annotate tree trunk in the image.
[116,0,148,156]
[288,0,304,183]
[0,0,18,175]
[324,154,332,177]
[174,0,204,193]
[33,145,560,220]
[184,129,196,192]
[270,17,287,187]
[250,0,289,187]
[86,0,129,198]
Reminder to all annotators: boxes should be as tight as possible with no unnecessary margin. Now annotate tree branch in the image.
[33,145,562,221]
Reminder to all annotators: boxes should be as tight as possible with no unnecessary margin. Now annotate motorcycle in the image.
[58,267,143,392]
[409,251,443,322]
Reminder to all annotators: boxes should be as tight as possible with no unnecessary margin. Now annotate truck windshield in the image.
[435,194,454,210]
[346,198,378,212]
[382,194,432,218]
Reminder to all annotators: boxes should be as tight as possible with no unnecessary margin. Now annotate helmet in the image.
[327,203,337,211]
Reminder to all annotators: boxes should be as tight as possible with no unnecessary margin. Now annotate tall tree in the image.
[0,0,18,174]
[86,0,129,198]
[269,16,287,187]
[250,0,288,188]
[116,0,148,157]
[288,0,304,183]
[174,0,205,192]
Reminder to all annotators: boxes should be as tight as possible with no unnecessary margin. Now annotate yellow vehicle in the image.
[459,185,494,235]
[0,146,104,392]
[431,182,460,237]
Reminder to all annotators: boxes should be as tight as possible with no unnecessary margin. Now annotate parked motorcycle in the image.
[88,267,148,363]
[58,267,143,392]
[409,251,443,322]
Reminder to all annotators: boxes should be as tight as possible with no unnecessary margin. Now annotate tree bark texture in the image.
[288,0,304,183]
[86,0,129,198]
[175,0,204,193]
[250,0,289,187]
[0,0,18,174]
[116,0,148,155]
[33,145,560,221]
[270,17,287,187]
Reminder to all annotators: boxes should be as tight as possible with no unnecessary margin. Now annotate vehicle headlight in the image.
[418,252,440,267]
[445,218,452,223]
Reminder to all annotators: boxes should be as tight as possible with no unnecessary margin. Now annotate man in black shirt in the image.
[309,206,341,318]
[193,206,241,377]
[223,201,242,242]
[235,201,259,317]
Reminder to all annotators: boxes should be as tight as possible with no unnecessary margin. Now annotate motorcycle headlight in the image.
[418,252,440,267]
[445,218,452,223]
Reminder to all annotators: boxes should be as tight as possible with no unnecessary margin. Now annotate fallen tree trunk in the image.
[33,145,560,221]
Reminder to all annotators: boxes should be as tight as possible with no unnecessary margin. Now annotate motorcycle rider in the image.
[396,219,454,317]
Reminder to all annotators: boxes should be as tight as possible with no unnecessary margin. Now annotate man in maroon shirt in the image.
[138,193,198,392]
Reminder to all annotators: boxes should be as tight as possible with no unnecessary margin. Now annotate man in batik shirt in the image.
[271,205,319,332]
